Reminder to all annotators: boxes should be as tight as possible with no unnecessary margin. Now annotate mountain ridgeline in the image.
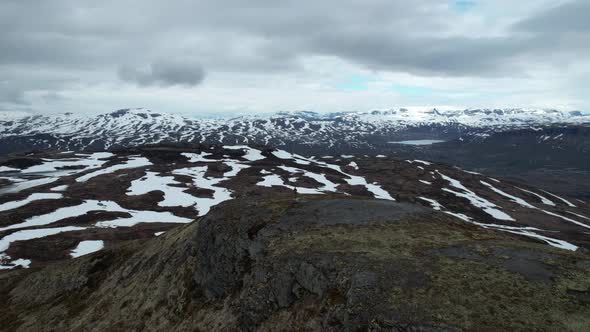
[2,108,589,198]
[1,108,588,154]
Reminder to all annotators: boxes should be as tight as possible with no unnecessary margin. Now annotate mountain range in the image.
[2,108,589,199]
[1,107,588,153]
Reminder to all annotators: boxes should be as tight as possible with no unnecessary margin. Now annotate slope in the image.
[1,197,589,331]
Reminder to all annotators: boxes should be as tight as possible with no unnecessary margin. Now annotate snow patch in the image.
[257,174,285,188]
[462,169,482,176]
[541,210,590,230]
[0,177,59,194]
[1,200,192,232]
[51,185,69,192]
[438,172,514,221]
[223,161,250,177]
[182,152,213,163]
[0,193,63,212]
[443,212,577,251]
[127,171,196,207]
[541,190,576,208]
[278,166,339,193]
[567,211,590,221]
[70,240,104,258]
[419,197,444,210]
[272,149,312,165]
[0,226,86,256]
[0,258,32,270]
[21,152,113,175]
[347,161,359,170]
[76,156,152,182]
[224,145,265,161]
[516,187,555,206]
[314,160,394,201]
[172,166,234,216]
[480,181,535,209]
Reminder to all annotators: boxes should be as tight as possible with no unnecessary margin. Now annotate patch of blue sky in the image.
[335,75,372,91]
[451,0,477,12]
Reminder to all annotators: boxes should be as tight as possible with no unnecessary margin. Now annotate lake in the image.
[388,139,446,145]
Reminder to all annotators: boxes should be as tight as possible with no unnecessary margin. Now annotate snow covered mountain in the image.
[1,108,588,154]
[348,108,589,126]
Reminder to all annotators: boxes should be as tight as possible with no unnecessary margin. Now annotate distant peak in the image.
[108,108,164,119]
[274,110,320,118]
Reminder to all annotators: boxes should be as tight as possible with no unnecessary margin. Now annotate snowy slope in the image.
[1,145,589,270]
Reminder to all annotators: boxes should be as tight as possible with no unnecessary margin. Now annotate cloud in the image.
[0,85,28,105]
[0,0,588,113]
[118,60,206,87]
[514,1,590,34]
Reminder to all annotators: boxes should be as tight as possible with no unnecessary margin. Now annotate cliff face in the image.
[2,197,589,331]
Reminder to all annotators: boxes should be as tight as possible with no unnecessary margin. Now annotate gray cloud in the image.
[514,1,590,34]
[119,60,206,87]
[0,85,28,105]
[296,34,527,77]
[0,0,588,110]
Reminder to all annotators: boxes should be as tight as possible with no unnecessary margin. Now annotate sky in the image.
[0,0,589,117]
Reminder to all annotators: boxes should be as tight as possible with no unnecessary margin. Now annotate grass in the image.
[268,211,590,331]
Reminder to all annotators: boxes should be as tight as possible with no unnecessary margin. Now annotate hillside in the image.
[1,197,590,331]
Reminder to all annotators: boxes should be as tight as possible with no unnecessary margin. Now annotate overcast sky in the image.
[1,0,588,117]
